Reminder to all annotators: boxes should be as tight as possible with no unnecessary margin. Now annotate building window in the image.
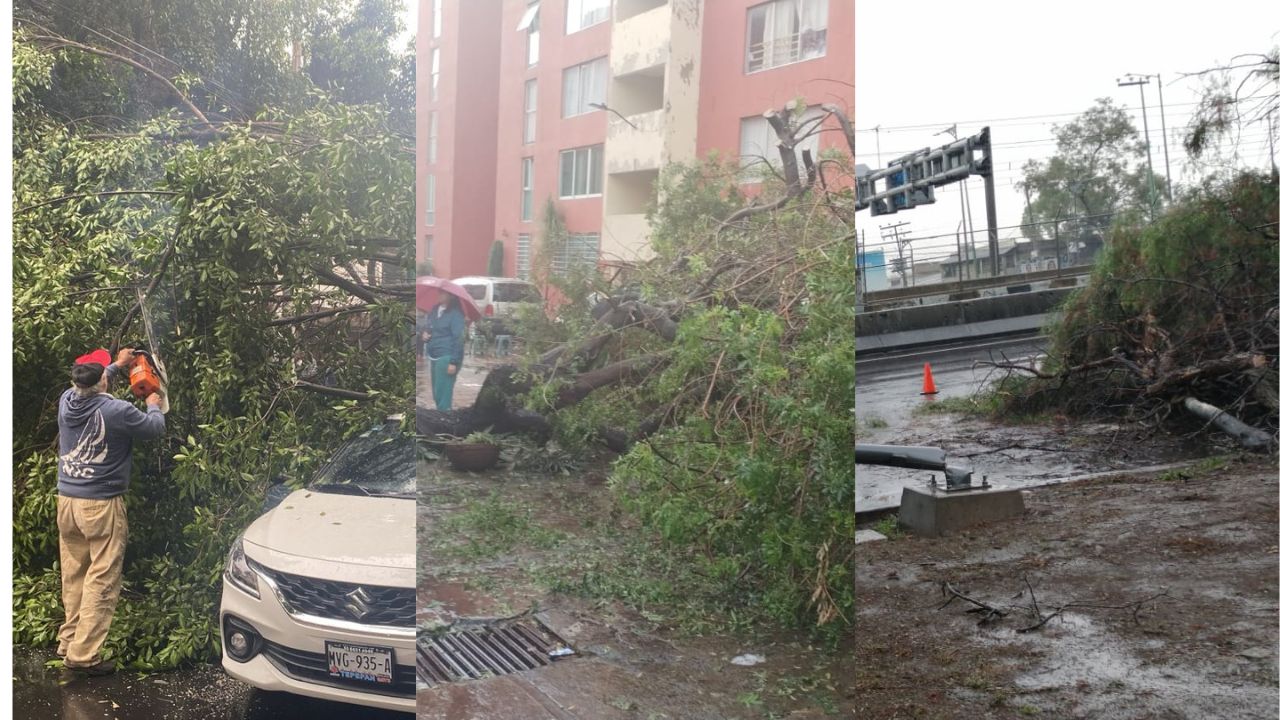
[559,145,604,198]
[430,47,440,102]
[521,158,534,222]
[517,4,541,67]
[738,110,823,181]
[425,235,435,260]
[432,0,442,38]
[426,175,436,226]
[562,57,608,118]
[551,233,600,277]
[516,234,532,280]
[745,0,828,73]
[566,0,610,34]
[523,80,537,144]
[428,111,438,164]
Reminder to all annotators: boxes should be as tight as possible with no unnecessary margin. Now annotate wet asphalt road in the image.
[856,334,1048,429]
[13,649,411,719]
[854,334,1202,511]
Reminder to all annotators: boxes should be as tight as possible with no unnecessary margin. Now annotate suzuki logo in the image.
[343,587,374,621]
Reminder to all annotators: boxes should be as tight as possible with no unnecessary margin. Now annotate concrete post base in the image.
[898,485,1026,537]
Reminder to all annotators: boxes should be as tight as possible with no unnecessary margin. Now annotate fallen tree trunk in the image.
[1182,396,1274,451]
[416,353,671,437]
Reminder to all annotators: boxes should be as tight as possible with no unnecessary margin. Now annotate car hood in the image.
[242,489,414,587]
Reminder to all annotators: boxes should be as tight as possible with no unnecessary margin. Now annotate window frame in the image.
[558,145,604,199]
[737,109,824,182]
[566,0,611,34]
[427,111,438,164]
[516,233,532,280]
[432,0,443,38]
[526,12,541,67]
[744,0,829,74]
[562,57,608,118]
[430,47,441,102]
[523,79,537,144]
[520,157,534,222]
[550,232,600,277]
[425,174,436,226]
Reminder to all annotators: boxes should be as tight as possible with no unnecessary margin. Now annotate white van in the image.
[451,276,542,320]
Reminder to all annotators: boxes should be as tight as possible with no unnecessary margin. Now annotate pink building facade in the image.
[418,0,854,280]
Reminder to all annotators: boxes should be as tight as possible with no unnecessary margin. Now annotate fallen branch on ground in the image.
[940,578,1170,633]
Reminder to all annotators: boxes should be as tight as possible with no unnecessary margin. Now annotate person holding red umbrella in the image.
[424,293,467,410]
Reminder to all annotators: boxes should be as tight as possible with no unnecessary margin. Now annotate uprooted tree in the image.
[984,53,1278,451]
[420,100,857,632]
[12,22,414,669]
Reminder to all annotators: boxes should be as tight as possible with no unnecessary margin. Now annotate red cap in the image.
[74,348,112,367]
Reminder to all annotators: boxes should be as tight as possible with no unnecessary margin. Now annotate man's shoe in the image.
[67,659,116,676]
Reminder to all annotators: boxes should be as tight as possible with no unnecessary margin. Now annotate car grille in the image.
[253,562,414,628]
[262,640,415,698]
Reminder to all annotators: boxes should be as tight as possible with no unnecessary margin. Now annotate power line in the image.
[856,101,1206,134]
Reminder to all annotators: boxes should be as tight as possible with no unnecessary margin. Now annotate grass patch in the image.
[1158,455,1232,482]
[871,515,903,540]
[860,415,888,429]
[437,492,566,560]
[915,394,989,416]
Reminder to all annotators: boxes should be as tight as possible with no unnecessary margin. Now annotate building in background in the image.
[417,0,853,280]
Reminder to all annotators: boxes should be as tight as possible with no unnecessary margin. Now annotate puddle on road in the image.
[972,613,1278,718]
[856,414,1205,512]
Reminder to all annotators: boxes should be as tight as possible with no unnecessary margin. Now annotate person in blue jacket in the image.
[424,294,466,410]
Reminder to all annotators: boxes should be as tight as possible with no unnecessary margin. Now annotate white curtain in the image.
[800,0,828,60]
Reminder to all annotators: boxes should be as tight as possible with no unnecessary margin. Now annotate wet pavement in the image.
[419,460,853,719]
[855,335,1204,511]
[14,650,410,718]
[854,457,1280,718]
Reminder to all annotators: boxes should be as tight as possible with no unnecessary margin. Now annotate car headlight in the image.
[225,535,260,598]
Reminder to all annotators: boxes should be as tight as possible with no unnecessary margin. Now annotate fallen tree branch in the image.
[29,32,216,132]
[16,189,180,215]
[265,303,372,327]
[111,228,178,354]
[293,380,375,401]
[941,580,1170,633]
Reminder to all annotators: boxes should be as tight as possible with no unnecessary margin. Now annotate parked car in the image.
[451,276,542,321]
[220,421,415,713]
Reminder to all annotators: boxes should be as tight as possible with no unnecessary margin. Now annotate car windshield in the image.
[462,284,486,300]
[494,282,540,303]
[310,426,415,498]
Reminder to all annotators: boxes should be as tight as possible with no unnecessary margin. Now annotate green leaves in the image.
[12,35,414,669]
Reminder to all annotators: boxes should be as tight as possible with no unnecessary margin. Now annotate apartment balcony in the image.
[601,213,653,264]
[611,1,670,77]
[606,109,663,174]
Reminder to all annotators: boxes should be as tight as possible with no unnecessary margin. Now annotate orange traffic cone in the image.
[921,363,939,395]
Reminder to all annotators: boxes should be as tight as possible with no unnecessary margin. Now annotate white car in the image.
[451,276,542,320]
[220,422,415,713]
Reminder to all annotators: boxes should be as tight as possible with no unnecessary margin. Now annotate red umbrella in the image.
[416,275,483,322]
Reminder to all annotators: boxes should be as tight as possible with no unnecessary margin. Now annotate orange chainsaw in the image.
[127,349,163,399]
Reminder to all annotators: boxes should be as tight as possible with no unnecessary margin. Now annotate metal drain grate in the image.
[417,619,575,687]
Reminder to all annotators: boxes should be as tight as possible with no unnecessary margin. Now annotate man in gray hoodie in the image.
[56,347,165,675]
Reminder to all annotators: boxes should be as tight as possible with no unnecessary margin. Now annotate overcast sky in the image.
[397,0,417,51]
[856,0,1278,265]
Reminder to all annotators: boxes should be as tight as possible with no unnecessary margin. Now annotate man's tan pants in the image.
[56,495,127,667]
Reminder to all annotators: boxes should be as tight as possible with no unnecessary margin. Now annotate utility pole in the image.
[1118,74,1159,220]
[880,220,912,288]
[955,224,965,283]
[1156,73,1172,200]
[1267,108,1278,176]
[874,125,882,168]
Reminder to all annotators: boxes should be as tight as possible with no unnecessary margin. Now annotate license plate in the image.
[326,642,394,684]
